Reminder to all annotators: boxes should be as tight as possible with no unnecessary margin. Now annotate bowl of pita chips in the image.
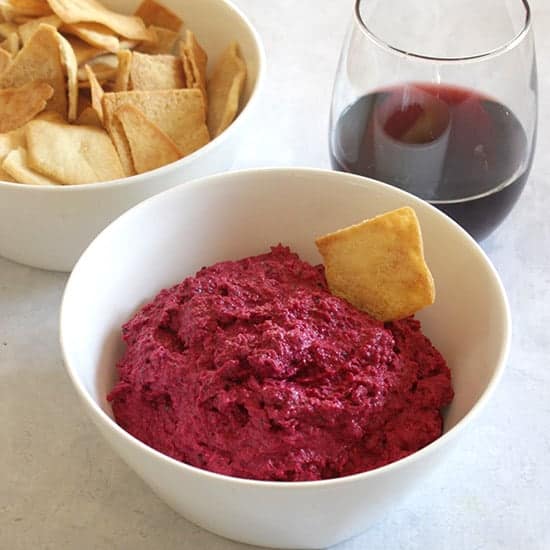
[0,0,265,271]
[60,168,510,549]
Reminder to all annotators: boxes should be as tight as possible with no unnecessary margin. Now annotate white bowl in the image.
[0,0,265,272]
[60,168,510,549]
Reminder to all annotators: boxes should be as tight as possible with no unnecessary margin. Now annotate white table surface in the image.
[2,1,549,549]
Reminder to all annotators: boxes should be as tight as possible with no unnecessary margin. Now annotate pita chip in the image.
[180,30,207,104]
[7,0,52,17]
[77,52,117,82]
[113,48,131,91]
[65,34,104,64]
[136,25,177,55]
[134,0,182,32]
[47,0,153,41]
[2,146,58,185]
[114,103,180,173]
[0,124,27,162]
[315,207,435,322]
[83,63,103,122]
[76,104,101,126]
[207,41,246,137]
[107,113,135,176]
[56,31,78,120]
[61,21,119,52]
[0,23,66,117]
[129,51,184,90]
[0,80,53,132]
[17,14,61,43]
[102,88,209,156]
[25,118,124,183]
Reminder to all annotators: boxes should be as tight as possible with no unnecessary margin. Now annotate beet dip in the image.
[108,245,453,481]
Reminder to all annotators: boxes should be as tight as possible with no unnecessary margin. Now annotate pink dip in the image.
[108,245,453,481]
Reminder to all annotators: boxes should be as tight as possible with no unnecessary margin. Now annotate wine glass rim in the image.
[354,0,532,62]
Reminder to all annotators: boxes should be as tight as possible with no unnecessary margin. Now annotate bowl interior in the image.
[61,169,509,452]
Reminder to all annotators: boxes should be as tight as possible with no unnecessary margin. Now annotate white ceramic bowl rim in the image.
[60,167,511,490]
[0,0,266,193]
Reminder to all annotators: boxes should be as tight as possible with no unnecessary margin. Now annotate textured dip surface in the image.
[108,246,453,481]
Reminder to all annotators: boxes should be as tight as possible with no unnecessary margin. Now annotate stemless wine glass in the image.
[329,0,537,240]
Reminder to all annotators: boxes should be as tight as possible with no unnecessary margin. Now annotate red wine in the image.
[330,83,533,240]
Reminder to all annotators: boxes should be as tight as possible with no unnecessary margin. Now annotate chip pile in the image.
[0,0,247,184]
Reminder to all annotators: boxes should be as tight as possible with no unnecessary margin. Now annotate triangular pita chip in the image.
[8,0,52,17]
[180,30,207,104]
[107,113,135,176]
[77,67,115,86]
[136,25,177,55]
[0,80,53,132]
[25,118,124,183]
[85,51,117,68]
[315,207,435,322]
[0,23,66,116]
[129,51,184,90]
[75,104,101,126]
[134,0,182,32]
[113,49,131,91]
[17,14,60,43]
[207,41,246,138]
[2,146,58,184]
[47,0,153,41]
[56,31,78,120]
[102,88,209,156]
[118,38,138,50]
[84,63,103,122]
[0,124,27,161]
[65,34,104,64]
[77,53,117,82]
[61,22,118,52]
[114,103,180,174]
